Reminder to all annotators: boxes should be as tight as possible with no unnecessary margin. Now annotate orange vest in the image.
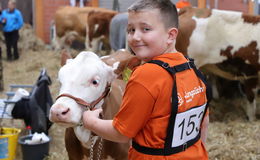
[113,53,210,160]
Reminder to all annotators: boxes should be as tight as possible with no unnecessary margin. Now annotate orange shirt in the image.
[176,1,191,9]
[113,53,208,160]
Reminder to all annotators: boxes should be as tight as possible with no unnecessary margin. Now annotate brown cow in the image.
[53,6,117,53]
[176,7,260,121]
[50,49,141,160]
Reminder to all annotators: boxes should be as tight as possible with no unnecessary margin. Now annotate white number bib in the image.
[171,104,206,147]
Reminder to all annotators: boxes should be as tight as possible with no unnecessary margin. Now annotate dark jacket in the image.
[12,69,53,134]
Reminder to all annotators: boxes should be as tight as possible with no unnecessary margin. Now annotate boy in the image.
[83,0,210,159]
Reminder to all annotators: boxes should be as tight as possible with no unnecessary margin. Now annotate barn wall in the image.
[39,0,70,43]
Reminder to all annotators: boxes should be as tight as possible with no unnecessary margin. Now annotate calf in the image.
[49,50,140,160]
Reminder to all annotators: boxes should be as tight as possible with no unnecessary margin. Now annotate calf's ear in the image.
[101,49,142,78]
[60,49,73,66]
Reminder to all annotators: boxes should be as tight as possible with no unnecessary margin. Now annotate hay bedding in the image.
[0,25,259,160]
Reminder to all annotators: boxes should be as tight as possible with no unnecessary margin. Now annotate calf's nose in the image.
[50,104,71,122]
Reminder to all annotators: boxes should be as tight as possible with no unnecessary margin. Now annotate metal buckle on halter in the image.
[162,62,169,68]
[183,143,187,151]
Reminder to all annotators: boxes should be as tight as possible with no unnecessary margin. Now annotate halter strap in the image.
[56,84,111,110]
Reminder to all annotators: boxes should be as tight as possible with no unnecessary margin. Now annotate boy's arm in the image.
[83,108,130,143]
[200,109,209,145]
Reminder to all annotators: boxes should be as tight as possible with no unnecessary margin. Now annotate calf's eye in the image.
[92,80,99,85]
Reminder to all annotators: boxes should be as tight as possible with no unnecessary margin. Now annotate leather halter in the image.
[56,84,111,110]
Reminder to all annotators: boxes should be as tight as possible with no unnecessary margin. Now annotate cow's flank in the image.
[176,7,260,121]
[180,8,260,67]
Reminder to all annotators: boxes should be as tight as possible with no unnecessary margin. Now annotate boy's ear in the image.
[167,27,178,44]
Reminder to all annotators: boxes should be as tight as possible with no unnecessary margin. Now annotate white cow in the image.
[49,50,140,160]
[176,7,260,121]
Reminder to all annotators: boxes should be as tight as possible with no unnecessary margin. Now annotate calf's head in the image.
[50,50,141,127]
[50,51,117,127]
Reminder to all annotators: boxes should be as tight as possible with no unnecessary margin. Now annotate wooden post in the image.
[198,0,207,8]
[248,0,254,14]
[34,0,44,41]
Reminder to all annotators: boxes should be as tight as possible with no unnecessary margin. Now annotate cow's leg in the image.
[240,87,257,121]
[51,36,62,51]
[50,21,57,49]
[85,24,91,51]
[90,36,105,55]
[242,98,256,121]
[243,86,257,121]
[209,75,219,99]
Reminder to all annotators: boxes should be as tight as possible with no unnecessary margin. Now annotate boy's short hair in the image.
[128,0,178,29]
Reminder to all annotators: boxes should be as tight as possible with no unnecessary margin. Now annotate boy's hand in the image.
[82,108,102,129]
[82,108,130,143]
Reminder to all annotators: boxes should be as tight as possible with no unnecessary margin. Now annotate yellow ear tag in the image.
[123,67,132,82]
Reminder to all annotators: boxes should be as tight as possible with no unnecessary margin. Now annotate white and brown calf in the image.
[49,50,140,160]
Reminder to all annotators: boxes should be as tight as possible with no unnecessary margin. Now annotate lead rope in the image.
[90,134,103,160]
[90,134,94,160]
[97,138,103,160]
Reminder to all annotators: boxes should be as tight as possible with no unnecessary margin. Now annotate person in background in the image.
[176,0,191,9]
[1,0,23,61]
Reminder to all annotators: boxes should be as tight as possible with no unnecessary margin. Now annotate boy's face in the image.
[127,9,172,61]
